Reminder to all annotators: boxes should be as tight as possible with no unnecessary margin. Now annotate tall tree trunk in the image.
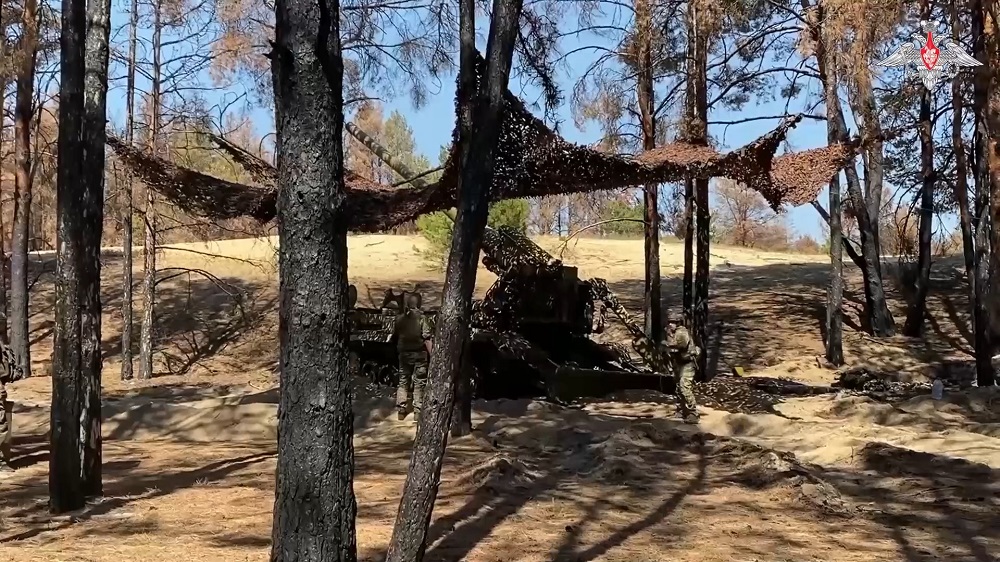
[383,1,522,559]
[450,0,476,439]
[139,0,162,381]
[120,0,139,381]
[903,15,936,337]
[80,0,111,498]
[682,179,694,326]
[10,0,39,378]
[985,1,1000,377]
[826,177,844,365]
[950,5,982,377]
[0,7,11,346]
[635,0,661,342]
[802,0,895,337]
[816,2,843,365]
[51,0,106,512]
[268,0,357,554]
[972,0,996,386]
[688,0,710,379]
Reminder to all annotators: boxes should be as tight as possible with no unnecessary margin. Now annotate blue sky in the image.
[102,3,957,242]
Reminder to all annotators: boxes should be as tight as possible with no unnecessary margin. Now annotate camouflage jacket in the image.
[0,344,23,386]
[393,309,433,353]
[662,326,700,362]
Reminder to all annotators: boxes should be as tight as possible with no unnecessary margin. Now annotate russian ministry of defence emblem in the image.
[874,20,981,90]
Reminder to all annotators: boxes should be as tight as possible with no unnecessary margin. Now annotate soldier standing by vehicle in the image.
[392,291,433,421]
[662,316,700,424]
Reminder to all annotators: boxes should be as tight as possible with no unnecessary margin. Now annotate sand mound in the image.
[455,454,540,493]
[857,441,997,480]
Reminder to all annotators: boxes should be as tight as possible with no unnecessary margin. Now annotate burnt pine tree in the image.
[902,4,936,337]
[970,0,995,386]
[50,0,110,511]
[985,0,1000,371]
[268,0,358,554]
[383,0,524,559]
[450,0,477,440]
[10,0,40,378]
[635,0,662,343]
[802,0,895,338]
[816,8,843,366]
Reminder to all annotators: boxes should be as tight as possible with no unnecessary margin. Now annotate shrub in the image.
[416,199,530,268]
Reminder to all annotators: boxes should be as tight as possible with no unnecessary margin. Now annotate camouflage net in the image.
[106,54,857,232]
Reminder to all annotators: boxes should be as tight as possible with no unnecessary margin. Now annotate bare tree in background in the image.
[711,179,777,248]
[120,0,140,380]
[10,0,41,377]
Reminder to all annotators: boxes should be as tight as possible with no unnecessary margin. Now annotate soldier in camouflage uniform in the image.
[0,343,25,474]
[662,316,700,424]
[392,291,433,420]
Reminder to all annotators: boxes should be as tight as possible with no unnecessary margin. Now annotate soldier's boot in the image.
[0,442,13,474]
[682,411,700,424]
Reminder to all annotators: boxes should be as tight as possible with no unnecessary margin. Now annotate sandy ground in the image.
[1,235,998,561]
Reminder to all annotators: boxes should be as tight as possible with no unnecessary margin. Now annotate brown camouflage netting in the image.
[106,55,856,232]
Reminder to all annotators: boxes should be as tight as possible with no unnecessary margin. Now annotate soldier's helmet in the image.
[404,291,422,310]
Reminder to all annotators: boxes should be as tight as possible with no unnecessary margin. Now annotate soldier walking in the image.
[392,291,433,421]
[0,344,25,474]
[662,316,701,424]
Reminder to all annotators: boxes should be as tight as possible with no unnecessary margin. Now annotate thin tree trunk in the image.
[950,5,980,372]
[826,176,844,365]
[80,0,111,498]
[139,0,162,381]
[985,1,1000,371]
[810,200,864,267]
[802,0,895,338]
[0,7,11,345]
[636,0,661,342]
[450,0,476,440]
[10,0,39,378]
[903,4,935,337]
[682,179,694,326]
[815,2,842,365]
[268,0,356,553]
[120,0,139,381]
[689,0,710,379]
[383,0,522,558]
[972,0,996,386]
[50,0,93,513]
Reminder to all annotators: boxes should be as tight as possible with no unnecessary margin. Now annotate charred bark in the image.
[449,0,477,440]
[10,0,39,378]
[902,1,936,338]
[120,0,139,381]
[826,176,844,365]
[50,0,105,512]
[80,0,111,498]
[803,0,895,338]
[682,179,694,326]
[383,0,522,558]
[985,0,1000,374]
[636,0,661,343]
[687,0,710,379]
[952,10,979,365]
[972,0,996,386]
[268,0,357,554]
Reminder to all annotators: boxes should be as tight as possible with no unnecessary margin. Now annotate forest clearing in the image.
[1,235,997,562]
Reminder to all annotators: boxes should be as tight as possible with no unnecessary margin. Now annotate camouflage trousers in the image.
[397,350,429,417]
[672,359,698,417]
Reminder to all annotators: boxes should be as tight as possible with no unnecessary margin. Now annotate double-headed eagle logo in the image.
[875,20,981,90]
